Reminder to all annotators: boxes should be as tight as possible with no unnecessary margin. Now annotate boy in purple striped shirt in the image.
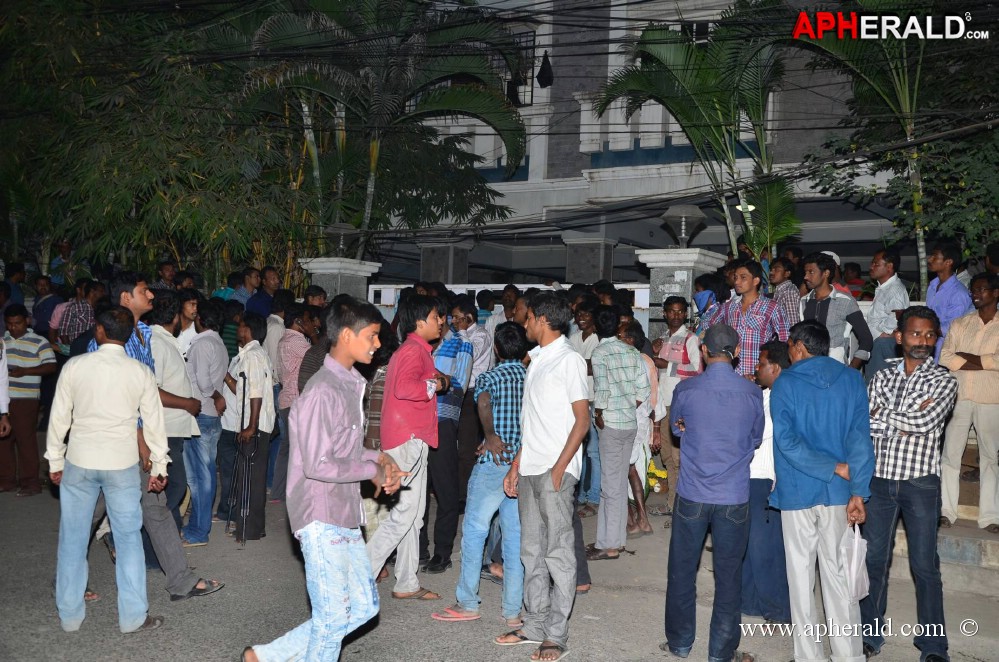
[242,298,405,662]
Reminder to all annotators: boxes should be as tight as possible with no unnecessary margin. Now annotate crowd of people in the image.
[0,240,996,661]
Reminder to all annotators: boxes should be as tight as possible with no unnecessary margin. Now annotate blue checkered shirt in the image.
[434,332,473,423]
[474,360,526,465]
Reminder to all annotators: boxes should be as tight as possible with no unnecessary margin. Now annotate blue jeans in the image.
[183,415,221,543]
[861,475,949,660]
[266,384,281,489]
[579,420,601,505]
[253,522,379,662]
[456,461,524,619]
[665,495,750,662]
[56,461,147,633]
[741,479,791,622]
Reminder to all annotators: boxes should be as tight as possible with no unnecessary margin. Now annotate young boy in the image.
[243,298,404,662]
[367,294,449,601]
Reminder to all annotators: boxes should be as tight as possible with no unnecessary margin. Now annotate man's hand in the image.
[478,433,507,466]
[212,393,227,416]
[237,426,256,444]
[8,366,26,378]
[148,474,168,493]
[504,465,519,497]
[550,463,566,492]
[0,416,10,437]
[650,426,662,455]
[919,398,935,411]
[674,417,686,433]
[375,453,407,496]
[847,495,866,524]
[834,463,851,481]
[743,373,757,383]
[849,357,864,370]
[182,397,202,417]
[49,471,63,485]
[594,410,605,430]
[434,372,451,393]
[652,338,664,354]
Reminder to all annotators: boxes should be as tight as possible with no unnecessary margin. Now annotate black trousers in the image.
[232,430,267,541]
[420,419,461,561]
[456,390,483,502]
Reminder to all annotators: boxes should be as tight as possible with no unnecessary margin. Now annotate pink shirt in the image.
[286,355,381,532]
[380,334,438,450]
[277,328,311,410]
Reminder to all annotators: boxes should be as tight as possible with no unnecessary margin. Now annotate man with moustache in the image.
[800,252,874,368]
[861,307,956,661]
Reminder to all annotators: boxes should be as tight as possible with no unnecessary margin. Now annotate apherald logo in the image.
[792,11,989,40]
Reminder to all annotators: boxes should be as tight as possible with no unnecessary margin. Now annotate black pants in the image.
[573,482,591,586]
[232,430,267,541]
[456,390,482,502]
[420,419,460,561]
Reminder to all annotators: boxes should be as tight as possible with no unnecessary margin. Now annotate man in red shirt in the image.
[366,294,449,601]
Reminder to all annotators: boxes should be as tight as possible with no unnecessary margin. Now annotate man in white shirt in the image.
[219,311,275,543]
[175,288,199,358]
[865,250,911,382]
[496,293,589,661]
[742,340,792,623]
[46,307,169,634]
[262,289,292,493]
[568,296,601,513]
[147,291,202,530]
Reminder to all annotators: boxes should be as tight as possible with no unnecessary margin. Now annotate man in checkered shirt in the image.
[860,306,957,662]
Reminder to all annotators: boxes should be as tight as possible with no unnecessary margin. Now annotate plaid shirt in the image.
[868,359,958,480]
[59,300,95,343]
[474,360,526,465]
[770,280,801,326]
[592,337,651,428]
[714,296,790,376]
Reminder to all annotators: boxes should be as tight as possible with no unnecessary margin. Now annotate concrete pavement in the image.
[1,489,996,661]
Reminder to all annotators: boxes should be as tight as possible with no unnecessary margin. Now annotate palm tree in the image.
[783,0,930,295]
[228,0,527,259]
[596,4,788,256]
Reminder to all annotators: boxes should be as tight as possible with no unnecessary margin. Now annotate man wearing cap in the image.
[662,323,763,662]
[800,251,874,368]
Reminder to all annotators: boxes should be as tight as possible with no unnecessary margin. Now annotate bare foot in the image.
[531,640,567,661]
[488,562,504,579]
[241,646,259,662]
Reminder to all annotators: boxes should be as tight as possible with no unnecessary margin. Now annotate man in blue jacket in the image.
[771,320,874,662]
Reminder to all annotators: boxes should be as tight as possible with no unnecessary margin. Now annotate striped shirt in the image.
[474,360,526,465]
[940,309,999,404]
[88,320,154,371]
[363,364,389,450]
[592,337,651,429]
[868,359,958,480]
[433,331,474,423]
[3,330,56,399]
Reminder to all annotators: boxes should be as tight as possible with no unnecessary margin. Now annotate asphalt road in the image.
[1,489,996,662]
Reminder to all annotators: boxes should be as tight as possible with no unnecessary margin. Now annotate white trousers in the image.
[941,400,999,527]
[366,438,429,594]
[782,505,864,662]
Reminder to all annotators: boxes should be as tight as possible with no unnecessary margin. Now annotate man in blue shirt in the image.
[926,242,973,359]
[663,323,763,662]
[770,320,874,662]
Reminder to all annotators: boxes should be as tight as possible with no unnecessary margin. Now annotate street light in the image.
[660,205,706,248]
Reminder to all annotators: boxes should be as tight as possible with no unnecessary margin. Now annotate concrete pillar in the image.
[635,248,727,339]
[297,257,381,300]
[563,230,617,284]
[419,240,472,284]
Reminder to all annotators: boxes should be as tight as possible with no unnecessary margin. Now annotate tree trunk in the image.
[332,103,346,228]
[354,135,381,261]
[718,193,738,256]
[299,97,323,233]
[907,136,928,299]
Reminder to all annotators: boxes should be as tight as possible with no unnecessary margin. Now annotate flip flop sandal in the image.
[532,643,569,661]
[170,578,224,601]
[84,588,100,602]
[575,585,591,595]
[576,504,597,518]
[430,606,481,622]
[391,587,441,600]
[494,630,542,647]
[649,505,672,516]
[585,548,620,561]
